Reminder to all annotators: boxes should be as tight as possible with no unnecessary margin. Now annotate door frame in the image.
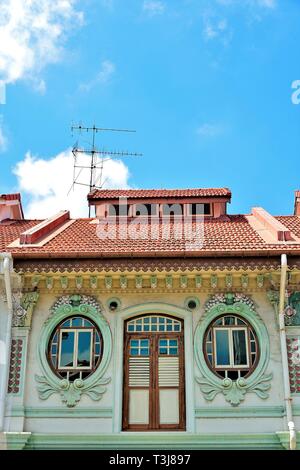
[113,302,195,433]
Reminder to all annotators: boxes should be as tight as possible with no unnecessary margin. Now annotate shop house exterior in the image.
[1,188,300,449]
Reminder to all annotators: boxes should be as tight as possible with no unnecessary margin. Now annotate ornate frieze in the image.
[287,337,300,394]
[135,275,143,289]
[75,276,83,289]
[14,256,290,274]
[204,293,256,313]
[150,275,157,289]
[89,276,97,290]
[287,292,300,326]
[195,275,202,288]
[7,339,24,394]
[180,275,188,289]
[12,291,39,327]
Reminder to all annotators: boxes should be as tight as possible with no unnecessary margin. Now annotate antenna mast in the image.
[70,124,142,216]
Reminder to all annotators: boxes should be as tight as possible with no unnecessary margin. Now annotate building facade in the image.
[1,188,300,450]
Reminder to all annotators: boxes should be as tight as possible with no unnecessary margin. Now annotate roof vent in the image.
[20,210,70,245]
[252,207,293,242]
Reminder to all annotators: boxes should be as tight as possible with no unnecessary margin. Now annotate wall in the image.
[4,287,300,447]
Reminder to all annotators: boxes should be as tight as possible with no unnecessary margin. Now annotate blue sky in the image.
[1,0,300,218]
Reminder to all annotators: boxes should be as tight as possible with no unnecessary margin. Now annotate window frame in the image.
[204,314,259,379]
[48,315,103,380]
[213,326,250,369]
[58,327,94,370]
[187,203,212,216]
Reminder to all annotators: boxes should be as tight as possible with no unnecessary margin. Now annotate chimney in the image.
[0,193,24,221]
[294,190,300,216]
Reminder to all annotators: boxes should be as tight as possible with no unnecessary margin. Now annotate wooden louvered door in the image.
[122,315,185,431]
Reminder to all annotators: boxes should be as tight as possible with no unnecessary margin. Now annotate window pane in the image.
[72,317,83,327]
[61,320,71,328]
[95,343,101,355]
[224,316,235,325]
[169,348,178,355]
[140,348,149,356]
[215,330,230,365]
[77,331,92,367]
[131,340,139,347]
[160,340,168,346]
[159,348,168,355]
[169,340,177,346]
[232,330,248,365]
[130,348,138,356]
[60,331,75,367]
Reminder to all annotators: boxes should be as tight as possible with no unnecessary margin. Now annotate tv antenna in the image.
[70,124,142,216]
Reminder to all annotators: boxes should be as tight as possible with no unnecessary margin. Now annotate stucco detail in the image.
[35,294,112,407]
[194,294,272,406]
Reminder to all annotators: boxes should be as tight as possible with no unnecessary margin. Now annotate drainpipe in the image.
[279,254,296,450]
[0,253,13,432]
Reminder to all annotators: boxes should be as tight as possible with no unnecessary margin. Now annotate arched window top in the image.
[127,315,182,333]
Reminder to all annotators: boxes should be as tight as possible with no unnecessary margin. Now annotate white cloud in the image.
[203,16,232,45]
[196,123,224,137]
[13,148,131,218]
[0,0,83,89]
[216,0,276,6]
[0,124,7,153]
[143,1,165,16]
[79,60,115,92]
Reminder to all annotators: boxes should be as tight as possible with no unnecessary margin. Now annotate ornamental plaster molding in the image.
[35,294,112,407]
[195,294,272,406]
[12,291,40,327]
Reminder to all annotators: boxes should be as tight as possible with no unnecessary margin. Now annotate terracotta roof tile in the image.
[88,188,231,200]
[2,214,300,258]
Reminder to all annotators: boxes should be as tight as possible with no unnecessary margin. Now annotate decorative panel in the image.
[287,337,300,394]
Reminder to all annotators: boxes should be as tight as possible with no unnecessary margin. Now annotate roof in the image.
[2,214,300,259]
[0,193,21,201]
[88,188,232,201]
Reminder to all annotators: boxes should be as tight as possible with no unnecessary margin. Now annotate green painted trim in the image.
[194,300,272,406]
[292,404,300,416]
[6,406,113,418]
[276,432,300,450]
[24,432,287,450]
[1,432,31,450]
[195,405,285,418]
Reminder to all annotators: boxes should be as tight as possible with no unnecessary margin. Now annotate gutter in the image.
[0,253,13,432]
[279,254,297,450]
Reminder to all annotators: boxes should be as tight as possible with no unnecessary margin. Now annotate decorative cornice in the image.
[13,256,290,274]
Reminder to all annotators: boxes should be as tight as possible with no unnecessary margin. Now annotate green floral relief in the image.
[288,292,300,326]
[194,294,272,406]
[35,294,112,408]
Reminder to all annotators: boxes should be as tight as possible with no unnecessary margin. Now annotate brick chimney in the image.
[294,190,300,216]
